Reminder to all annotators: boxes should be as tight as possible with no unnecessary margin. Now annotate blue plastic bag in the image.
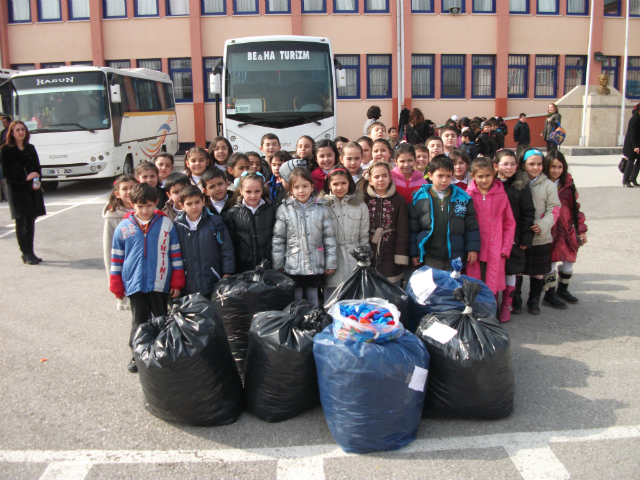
[406,258,496,325]
[313,321,430,454]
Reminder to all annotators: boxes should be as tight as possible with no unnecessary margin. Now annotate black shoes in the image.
[527,277,545,315]
[557,271,579,304]
[542,287,568,309]
[127,359,138,373]
[512,276,524,314]
[21,254,39,265]
[623,181,634,187]
[631,181,640,187]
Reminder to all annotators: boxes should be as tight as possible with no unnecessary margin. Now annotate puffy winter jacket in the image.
[502,171,536,275]
[320,191,370,287]
[390,167,427,204]
[529,172,561,246]
[175,209,235,296]
[109,211,185,298]
[465,179,516,294]
[223,198,276,273]
[408,184,481,265]
[272,194,337,275]
[460,142,478,160]
[513,121,531,145]
[551,174,587,263]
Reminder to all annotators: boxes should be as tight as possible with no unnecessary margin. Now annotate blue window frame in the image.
[42,62,65,68]
[627,57,640,99]
[266,0,291,13]
[367,54,391,99]
[107,60,131,69]
[166,0,189,15]
[471,55,495,98]
[442,0,465,13]
[535,55,558,98]
[334,0,358,13]
[11,64,36,71]
[601,56,619,90]
[631,0,640,16]
[234,0,258,13]
[202,0,226,14]
[472,0,494,13]
[204,57,223,102]
[509,0,528,13]
[69,0,90,19]
[508,54,528,98]
[441,54,465,98]
[103,0,127,18]
[302,0,326,12]
[134,0,158,16]
[411,0,433,12]
[138,59,162,71]
[365,0,388,13]
[335,54,360,99]
[411,54,434,99]
[536,0,558,14]
[604,0,620,15]
[564,55,587,93]
[567,0,588,14]
[38,0,62,21]
[169,58,193,102]
[8,0,31,22]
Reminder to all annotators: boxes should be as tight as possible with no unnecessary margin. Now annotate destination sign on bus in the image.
[247,50,311,61]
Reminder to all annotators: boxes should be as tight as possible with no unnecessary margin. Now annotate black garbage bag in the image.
[415,281,514,420]
[211,260,296,378]
[132,294,244,426]
[285,300,333,330]
[325,247,411,331]
[244,305,327,422]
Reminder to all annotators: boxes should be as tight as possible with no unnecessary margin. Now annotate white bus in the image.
[0,66,178,190]
[212,36,343,152]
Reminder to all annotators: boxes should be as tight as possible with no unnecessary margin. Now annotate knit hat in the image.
[278,158,308,183]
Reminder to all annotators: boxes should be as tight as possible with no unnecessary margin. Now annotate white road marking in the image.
[38,462,93,480]
[0,424,637,480]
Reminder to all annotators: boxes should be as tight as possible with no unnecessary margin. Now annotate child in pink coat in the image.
[389,144,427,204]
[465,157,516,297]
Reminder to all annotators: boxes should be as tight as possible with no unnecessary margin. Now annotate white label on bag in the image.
[424,322,458,344]
[408,366,429,392]
[408,268,437,304]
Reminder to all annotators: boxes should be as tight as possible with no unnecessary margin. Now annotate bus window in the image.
[135,78,161,112]
[122,76,139,112]
[163,83,175,110]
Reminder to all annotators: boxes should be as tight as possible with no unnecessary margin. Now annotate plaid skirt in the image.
[524,244,552,276]
[288,274,323,289]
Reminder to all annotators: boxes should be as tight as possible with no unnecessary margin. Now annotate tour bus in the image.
[212,36,342,152]
[0,66,178,190]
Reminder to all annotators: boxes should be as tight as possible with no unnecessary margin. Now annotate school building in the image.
[1,0,639,145]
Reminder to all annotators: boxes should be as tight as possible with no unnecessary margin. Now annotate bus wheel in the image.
[123,156,134,175]
[41,181,59,192]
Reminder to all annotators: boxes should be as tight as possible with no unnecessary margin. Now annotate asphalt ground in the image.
[0,155,639,480]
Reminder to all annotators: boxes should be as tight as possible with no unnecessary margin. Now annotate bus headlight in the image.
[98,155,104,161]
[233,145,238,151]
[90,166,96,171]
[91,157,96,162]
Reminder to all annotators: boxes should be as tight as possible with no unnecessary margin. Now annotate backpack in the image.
[548,124,567,146]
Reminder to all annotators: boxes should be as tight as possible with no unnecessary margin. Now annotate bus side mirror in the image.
[337,69,347,88]
[210,73,221,95]
[110,84,122,103]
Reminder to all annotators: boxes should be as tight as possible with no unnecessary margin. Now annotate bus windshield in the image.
[225,41,333,128]
[12,71,110,133]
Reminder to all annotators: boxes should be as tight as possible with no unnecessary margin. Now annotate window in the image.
[137,59,162,71]
[169,58,193,102]
[601,56,619,90]
[473,0,494,13]
[334,0,357,13]
[412,55,434,98]
[471,55,495,98]
[627,57,640,99]
[411,0,433,12]
[604,0,619,15]
[134,79,162,111]
[38,0,61,20]
[302,0,325,12]
[365,0,388,12]
[266,0,290,13]
[509,0,528,13]
[202,0,225,14]
[441,54,465,98]
[367,55,391,99]
[135,0,158,16]
[72,61,93,66]
[42,62,65,68]
[631,0,640,15]
[564,55,586,93]
[335,55,360,99]
[537,0,558,14]
[204,57,222,102]
[11,64,36,71]
[535,55,558,98]
[508,55,528,98]
[103,0,126,17]
[8,0,31,22]
[567,0,587,14]
[108,60,131,69]
[442,0,464,13]
[69,0,90,19]
[166,0,189,15]
[234,0,258,13]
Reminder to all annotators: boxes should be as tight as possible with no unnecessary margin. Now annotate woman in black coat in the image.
[0,121,46,264]
[405,108,433,145]
[622,104,640,187]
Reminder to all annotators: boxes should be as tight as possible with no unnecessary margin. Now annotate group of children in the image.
[103,121,587,373]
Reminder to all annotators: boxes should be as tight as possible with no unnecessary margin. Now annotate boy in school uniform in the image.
[460,131,478,159]
[409,155,480,271]
[201,168,233,216]
[154,153,174,188]
[109,183,185,373]
[162,172,189,222]
[259,133,280,180]
[513,113,531,158]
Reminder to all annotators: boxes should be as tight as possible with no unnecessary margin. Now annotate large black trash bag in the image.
[244,305,327,422]
[285,300,333,330]
[415,281,514,420]
[325,247,411,330]
[211,260,295,378]
[132,294,244,426]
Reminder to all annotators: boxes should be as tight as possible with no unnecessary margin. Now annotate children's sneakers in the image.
[128,358,138,373]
